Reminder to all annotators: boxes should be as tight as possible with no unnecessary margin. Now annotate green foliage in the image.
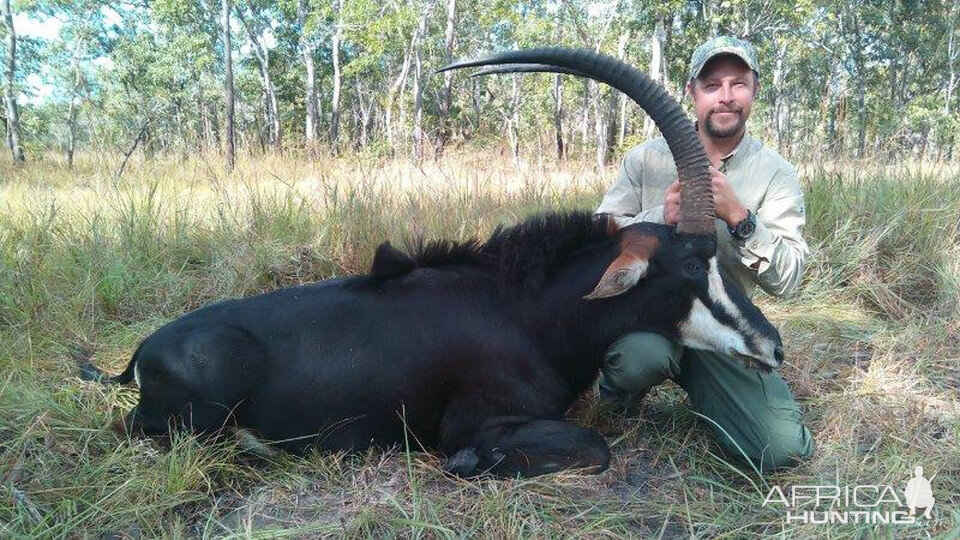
[2,0,957,161]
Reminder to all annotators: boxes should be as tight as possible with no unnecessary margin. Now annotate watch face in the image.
[737,213,756,238]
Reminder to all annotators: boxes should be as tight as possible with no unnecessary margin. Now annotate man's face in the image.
[687,55,758,139]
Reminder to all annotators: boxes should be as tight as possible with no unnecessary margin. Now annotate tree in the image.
[236,0,282,151]
[411,0,428,160]
[6,0,959,163]
[2,0,24,163]
[438,0,456,154]
[222,0,235,170]
[329,0,343,149]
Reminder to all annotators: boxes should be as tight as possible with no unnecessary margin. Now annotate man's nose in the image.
[719,83,735,102]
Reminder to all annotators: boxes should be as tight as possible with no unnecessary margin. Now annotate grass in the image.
[1,148,959,538]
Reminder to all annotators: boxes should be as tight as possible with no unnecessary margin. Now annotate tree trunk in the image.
[4,101,12,151]
[644,19,666,140]
[115,123,148,184]
[411,4,428,160]
[772,41,788,152]
[554,74,564,160]
[438,0,456,153]
[238,11,281,152]
[67,38,84,169]
[551,11,565,160]
[355,80,373,148]
[703,0,719,36]
[946,0,960,116]
[593,84,606,168]
[329,0,343,149]
[507,75,521,166]
[385,30,415,148]
[581,79,590,150]
[298,0,319,142]
[824,56,841,155]
[67,90,79,168]
[221,0,235,171]
[605,31,628,159]
[844,8,867,158]
[2,0,24,163]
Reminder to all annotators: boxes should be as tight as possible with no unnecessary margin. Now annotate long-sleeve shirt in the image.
[595,131,809,298]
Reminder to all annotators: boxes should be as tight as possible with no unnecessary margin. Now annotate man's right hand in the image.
[664,180,681,226]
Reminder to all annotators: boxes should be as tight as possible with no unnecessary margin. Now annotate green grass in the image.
[1,150,958,538]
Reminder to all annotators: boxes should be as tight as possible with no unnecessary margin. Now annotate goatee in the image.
[705,111,745,139]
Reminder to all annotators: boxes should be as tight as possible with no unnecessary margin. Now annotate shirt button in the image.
[750,241,759,249]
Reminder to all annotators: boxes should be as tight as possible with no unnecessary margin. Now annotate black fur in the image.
[371,211,609,294]
[87,211,781,477]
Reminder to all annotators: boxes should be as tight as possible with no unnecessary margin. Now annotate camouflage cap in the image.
[688,36,759,80]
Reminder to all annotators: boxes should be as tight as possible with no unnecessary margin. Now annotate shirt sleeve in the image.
[595,147,666,227]
[731,164,810,298]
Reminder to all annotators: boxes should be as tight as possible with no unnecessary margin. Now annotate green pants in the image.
[599,332,814,472]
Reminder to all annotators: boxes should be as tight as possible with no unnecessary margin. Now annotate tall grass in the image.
[1,150,958,538]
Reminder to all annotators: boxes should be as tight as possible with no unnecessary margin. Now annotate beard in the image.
[704,109,746,138]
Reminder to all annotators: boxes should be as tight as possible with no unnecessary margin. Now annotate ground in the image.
[1,150,958,538]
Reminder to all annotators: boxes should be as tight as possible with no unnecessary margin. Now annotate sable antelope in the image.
[81,48,783,477]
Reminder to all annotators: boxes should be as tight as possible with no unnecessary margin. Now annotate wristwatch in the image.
[728,209,757,240]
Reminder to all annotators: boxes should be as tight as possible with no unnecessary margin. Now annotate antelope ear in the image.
[583,228,659,300]
[584,260,648,299]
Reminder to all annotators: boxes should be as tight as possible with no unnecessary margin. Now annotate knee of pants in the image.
[714,420,815,472]
[757,426,815,471]
[601,332,681,394]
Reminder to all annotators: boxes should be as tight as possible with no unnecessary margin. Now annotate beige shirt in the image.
[596,131,809,298]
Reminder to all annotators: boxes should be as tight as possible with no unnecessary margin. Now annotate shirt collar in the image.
[690,123,754,173]
[720,129,752,173]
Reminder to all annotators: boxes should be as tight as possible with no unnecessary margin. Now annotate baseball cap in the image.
[688,36,759,80]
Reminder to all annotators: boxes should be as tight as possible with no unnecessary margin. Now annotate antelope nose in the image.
[774,345,784,364]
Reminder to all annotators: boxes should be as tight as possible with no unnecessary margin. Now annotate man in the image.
[596,36,813,471]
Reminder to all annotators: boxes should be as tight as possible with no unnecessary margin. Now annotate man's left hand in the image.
[710,166,748,227]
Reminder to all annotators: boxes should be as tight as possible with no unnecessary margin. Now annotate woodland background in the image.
[2,0,960,168]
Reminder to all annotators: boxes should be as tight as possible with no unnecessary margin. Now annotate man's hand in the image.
[664,180,681,226]
[710,166,748,227]
[667,168,746,227]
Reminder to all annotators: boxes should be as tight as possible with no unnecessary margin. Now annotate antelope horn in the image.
[440,47,715,236]
[467,63,589,78]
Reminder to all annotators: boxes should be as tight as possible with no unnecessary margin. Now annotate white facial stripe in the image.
[705,257,754,339]
[706,258,741,320]
[134,361,141,388]
[679,298,748,354]
[696,257,780,367]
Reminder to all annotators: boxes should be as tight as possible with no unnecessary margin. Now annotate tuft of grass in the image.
[1,149,958,537]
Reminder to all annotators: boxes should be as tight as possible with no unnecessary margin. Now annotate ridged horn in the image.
[467,63,589,78]
[440,47,715,236]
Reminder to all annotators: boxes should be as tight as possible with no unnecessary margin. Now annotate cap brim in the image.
[690,47,757,79]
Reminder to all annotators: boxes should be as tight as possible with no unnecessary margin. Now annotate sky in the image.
[11,8,263,105]
[13,14,61,104]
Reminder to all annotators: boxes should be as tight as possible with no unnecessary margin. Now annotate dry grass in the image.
[1,149,958,538]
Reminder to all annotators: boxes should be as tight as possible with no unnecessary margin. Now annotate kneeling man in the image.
[597,36,814,471]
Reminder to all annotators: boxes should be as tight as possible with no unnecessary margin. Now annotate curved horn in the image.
[468,63,589,78]
[440,48,715,236]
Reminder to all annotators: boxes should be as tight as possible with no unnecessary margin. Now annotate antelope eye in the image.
[683,258,706,277]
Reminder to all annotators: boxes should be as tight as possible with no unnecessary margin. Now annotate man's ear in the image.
[584,228,659,300]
